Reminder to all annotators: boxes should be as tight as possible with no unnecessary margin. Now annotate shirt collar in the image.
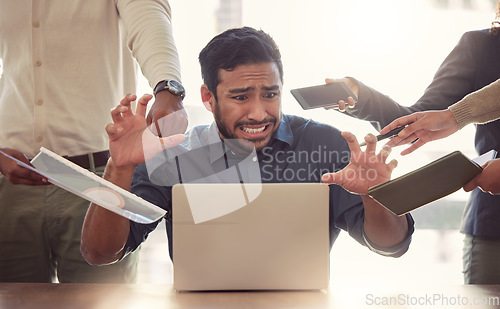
[207,122,227,164]
[271,115,293,146]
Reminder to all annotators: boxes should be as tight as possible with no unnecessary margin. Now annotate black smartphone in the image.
[290,82,358,110]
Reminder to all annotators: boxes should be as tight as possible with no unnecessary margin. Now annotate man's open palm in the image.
[322,132,397,195]
[106,94,185,168]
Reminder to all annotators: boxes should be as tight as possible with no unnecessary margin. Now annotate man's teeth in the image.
[242,126,266,133]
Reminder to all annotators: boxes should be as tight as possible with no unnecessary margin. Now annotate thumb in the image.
[142,131,185,162]
[325,78,341,84]
[321,172,345,186]
[463,177,478,192]
[159,134,185,149]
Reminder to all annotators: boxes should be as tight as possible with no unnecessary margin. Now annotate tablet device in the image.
[290,82,358,110]
[368,151,482,216]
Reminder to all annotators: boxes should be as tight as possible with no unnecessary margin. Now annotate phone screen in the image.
[290,82,357,110]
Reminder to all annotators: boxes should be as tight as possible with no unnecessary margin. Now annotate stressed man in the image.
[81,27,413,266]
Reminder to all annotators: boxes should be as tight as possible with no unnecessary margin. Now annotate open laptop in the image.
[172,183,330,291]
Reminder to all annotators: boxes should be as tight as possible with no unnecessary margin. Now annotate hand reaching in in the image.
[106,94,185,169]
[380,110,459,155]
[463,159,500,195]
[0,148,48,186]
[146,90,189,137]
[321,132,397,195]
[324,77,358,111]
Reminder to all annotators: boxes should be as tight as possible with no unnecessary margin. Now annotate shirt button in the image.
[34,60,42,67]
[253,157,257,162]
[32,21,40,28]
[35,136,43,142]
[36,99,43,106]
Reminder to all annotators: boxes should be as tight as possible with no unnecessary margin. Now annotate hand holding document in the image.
[463,157,500,195]
[27,147,166,224]
[0,149,48,186]
[368,150,497,215]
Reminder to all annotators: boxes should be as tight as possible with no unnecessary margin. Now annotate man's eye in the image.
[232,95,247,101]
[265,92,278,99]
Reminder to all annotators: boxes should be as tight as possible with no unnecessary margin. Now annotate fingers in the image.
[323,78,357,112]
[15,170,48,186]
[386,159,398,173]
[463,173,480,192]
[334,97,355,112]
[378,144,392,162]
[399,139,426,156]
[6,164,47,185]
[0,150,48,185]
[380,113,420,135]
[109,93,151,136]
[385,131,418,148]
[105,122,120,139]
[364,133,377,154]
[321,171,343,186]
[341,131,361,154]
[113,93,151,122]
[110,105,128,124]
[337,100,347,112]
[346,96,356,108]
[395,121,426,141]
[112,93,135,123]
[136,94,153,118]
[119,93,136,109]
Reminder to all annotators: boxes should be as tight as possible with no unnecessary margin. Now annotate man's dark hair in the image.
[199,27,283,101]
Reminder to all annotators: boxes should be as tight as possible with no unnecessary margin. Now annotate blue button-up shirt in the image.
[125,114,414,260]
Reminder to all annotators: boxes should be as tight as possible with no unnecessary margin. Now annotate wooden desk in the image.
[1,283,500,309]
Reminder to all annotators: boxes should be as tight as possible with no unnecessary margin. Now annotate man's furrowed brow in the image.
[227,85,280,94]
[228,87,252,94]
[263,85,280,91]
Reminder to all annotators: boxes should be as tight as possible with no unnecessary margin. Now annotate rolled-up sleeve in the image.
[330,184,415,258]
[362,214,415,258]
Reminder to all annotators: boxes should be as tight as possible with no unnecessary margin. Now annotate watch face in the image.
[168,80,185,96]
[155,80,185,98]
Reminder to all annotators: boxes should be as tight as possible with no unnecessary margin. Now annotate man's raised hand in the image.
[106,94,185,169]
[321,132,397,195]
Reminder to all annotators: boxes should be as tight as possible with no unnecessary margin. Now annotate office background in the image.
[128,0,495,285]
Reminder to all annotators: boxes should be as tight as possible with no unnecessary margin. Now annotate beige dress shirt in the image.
[0,0,181,158]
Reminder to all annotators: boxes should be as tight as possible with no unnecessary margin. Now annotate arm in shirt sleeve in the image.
[322,128,414,257]
[116,0,181,87]
[345,31,484,131]
[122,163,174,260]
[330,184,414,258]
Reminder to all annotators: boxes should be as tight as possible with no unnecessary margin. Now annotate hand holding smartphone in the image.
[290,82,358,110]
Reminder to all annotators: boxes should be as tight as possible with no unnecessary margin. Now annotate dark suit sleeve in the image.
[346,31,485,130]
